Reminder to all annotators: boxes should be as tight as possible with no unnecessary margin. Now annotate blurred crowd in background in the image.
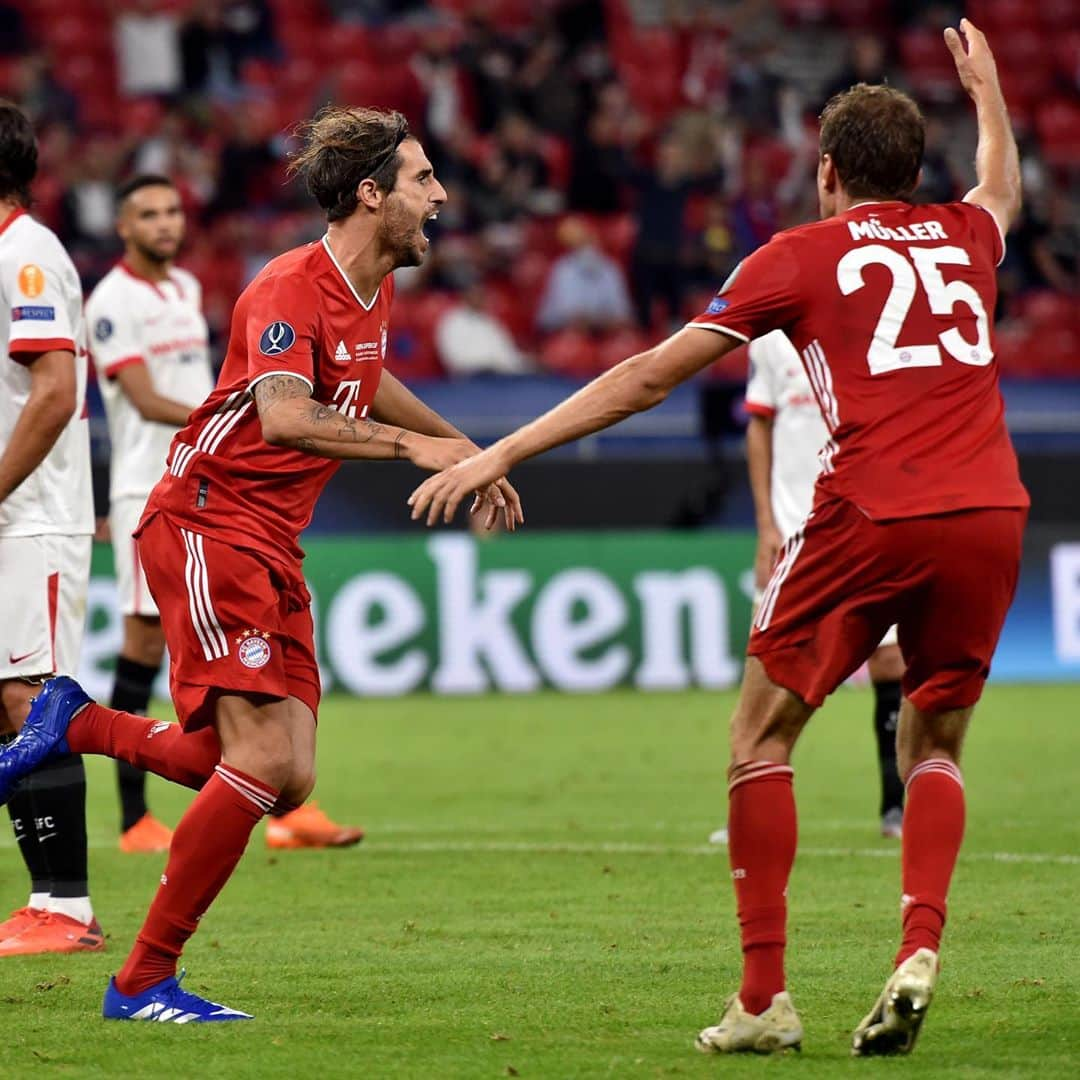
[2,0,1078,384]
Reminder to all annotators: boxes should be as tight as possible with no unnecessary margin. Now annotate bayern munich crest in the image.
[236,629,272,669]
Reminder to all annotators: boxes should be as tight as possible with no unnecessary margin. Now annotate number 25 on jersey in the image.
[837,244,991,375]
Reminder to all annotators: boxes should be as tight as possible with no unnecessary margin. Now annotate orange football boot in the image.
[120,813,173,853]
[0,906,46,943]
[265,802,365,849]
[0,911,105,955]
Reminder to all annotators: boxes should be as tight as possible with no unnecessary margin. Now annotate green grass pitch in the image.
[0,683,1077,1078]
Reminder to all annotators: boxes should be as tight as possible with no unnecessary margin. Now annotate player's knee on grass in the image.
[728,657,814,764]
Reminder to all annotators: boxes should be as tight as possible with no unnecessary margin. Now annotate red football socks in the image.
[115,764,278,996]
[66,703,219,790]
[896,757,965,967]
[727,760,797,1016]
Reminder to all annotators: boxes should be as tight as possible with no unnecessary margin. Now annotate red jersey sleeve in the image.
[245,270,320,392]
[688,235,803,345]
[955,200,1006,267]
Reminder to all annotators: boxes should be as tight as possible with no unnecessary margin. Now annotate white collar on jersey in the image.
[846,199,906,212]
[321,235,381,311]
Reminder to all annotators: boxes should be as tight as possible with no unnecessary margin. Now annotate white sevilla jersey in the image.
[0,209,92,538]
[87,262,213,501]
[745,329,829,542]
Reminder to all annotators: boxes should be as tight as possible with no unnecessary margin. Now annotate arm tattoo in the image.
[394,429,407,459]
[252,374,312,413]
[305,399,384,444]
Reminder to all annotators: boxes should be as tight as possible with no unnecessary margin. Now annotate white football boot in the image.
[696,991,803,1054]
[851,947,938,1056]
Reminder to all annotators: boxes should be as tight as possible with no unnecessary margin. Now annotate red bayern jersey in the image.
[144,237,393,563]
[691,200,1028,520]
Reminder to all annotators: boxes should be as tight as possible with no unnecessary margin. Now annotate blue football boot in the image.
[0,676,91,805]
[102,971,253,1022]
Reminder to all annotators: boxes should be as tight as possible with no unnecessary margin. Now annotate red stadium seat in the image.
[899,28,962,103]
[966,0,1042,32]
[1021,290,1078,331]
[1036,98,1080,168]
[538,329,606,378]
[1054,31,1080,85]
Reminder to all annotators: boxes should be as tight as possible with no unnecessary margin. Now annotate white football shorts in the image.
[110,495,158,617]
[0,533,91,679]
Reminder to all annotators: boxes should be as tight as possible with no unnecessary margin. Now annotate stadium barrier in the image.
[79,528,1080,700]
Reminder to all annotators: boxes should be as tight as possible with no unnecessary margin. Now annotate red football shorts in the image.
[134,511,321,731]
[749,498,1026,713]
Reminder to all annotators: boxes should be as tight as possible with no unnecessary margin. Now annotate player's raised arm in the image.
[408,324,736,525]
[946,18,1021,235]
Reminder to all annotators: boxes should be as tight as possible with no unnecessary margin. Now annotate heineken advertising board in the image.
[80,532,757,700]
[78,529,1080,700]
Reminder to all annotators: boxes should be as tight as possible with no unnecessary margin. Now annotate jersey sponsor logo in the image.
[236,629,272,669]
[17,264,45,298]
[7,648,41,665]
[259,321,296,355]
[94,317,114,341]
[334,339,350,363]
[332,378,364,418]
[380,322,388,359]
[146,721,171,739]
[706,297,730,315]
[11,305,55,321]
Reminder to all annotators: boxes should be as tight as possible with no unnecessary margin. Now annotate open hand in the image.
[944,18,1001,101]
[469,476,524,532]
[409,446,517,528]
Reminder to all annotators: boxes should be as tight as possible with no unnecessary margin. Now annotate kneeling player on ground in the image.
[0,106,521,1022]
[408,21,1024,1057]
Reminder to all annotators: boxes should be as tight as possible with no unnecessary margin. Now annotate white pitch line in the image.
[0,838,1074,866]
[360,840,1080,867]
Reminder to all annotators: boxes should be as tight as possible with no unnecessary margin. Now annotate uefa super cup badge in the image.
[236,629,272,669]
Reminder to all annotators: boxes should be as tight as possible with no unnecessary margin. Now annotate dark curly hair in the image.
[0,100,37,208]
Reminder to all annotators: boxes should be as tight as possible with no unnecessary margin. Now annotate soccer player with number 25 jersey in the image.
[0,107,522,1023]
[410,20,1025,1057]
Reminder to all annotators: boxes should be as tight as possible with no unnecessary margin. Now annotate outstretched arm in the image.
[946,18,1022,235]
[252,374,472,472]
[409,325,737,525]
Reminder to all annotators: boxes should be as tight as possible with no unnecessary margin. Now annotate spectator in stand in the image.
[1025,191,1080,295]
[0,3,27,56]
[10,54,78,130]
[115,0,183,98]
[436,274,532,377]
[913,115,961,204]
[536,217,634,334]
[823,34,894,102]
[629,133,723,331]
[568,81,644,213]
[459,13,521,133]
[60,138,121,254]
[730,152,780,258]
[179,0,276,99]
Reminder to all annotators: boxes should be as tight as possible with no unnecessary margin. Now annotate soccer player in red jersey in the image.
[0,106,521,1022]
[410,21,1023,1056]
